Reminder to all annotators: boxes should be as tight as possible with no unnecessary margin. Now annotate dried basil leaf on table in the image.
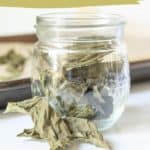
[5,96,111,150]
[0,49,26,80]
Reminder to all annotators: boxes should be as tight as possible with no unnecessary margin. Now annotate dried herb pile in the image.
[0,49,26,80]
[6,96,111,150]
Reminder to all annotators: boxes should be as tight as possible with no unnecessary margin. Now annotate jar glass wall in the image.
[32,12,130,131]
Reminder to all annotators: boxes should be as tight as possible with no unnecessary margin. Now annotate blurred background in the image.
[0,0,150,81]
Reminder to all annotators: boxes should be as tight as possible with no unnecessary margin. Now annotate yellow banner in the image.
[0,0,139,8]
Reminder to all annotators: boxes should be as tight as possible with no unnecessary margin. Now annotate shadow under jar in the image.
[32,12,130,131]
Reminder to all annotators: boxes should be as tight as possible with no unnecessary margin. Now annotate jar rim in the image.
[36,12,126,28]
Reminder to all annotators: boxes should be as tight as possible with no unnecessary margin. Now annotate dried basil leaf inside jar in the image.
[37,36,124,121]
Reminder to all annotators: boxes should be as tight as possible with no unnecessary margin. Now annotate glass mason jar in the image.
[32,12,130,131]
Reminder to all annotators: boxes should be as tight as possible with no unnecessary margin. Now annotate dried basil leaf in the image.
[68,104,96,119]
[0,49,26,80]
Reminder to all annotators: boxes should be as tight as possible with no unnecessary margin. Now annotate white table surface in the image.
[0,82,150,150]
